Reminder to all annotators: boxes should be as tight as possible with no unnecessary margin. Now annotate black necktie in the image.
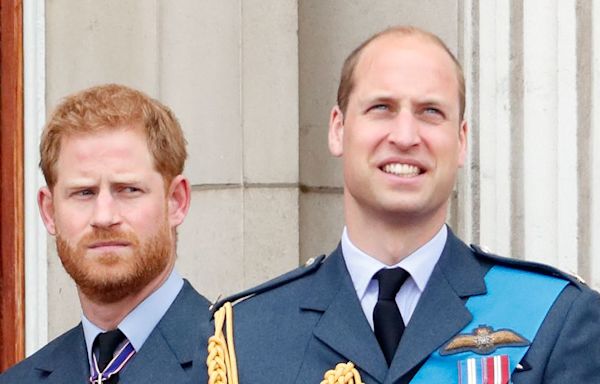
[93,329,125,383]
[373,268,410,365]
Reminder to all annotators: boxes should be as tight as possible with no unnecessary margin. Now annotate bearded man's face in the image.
[39,128,179,302]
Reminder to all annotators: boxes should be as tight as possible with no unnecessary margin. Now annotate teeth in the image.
[382,163,420,177]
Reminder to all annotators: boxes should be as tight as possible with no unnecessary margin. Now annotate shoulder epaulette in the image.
[210,254,326,315]
[470,244,587,288]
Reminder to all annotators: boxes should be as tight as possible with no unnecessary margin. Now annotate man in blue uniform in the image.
[212,26,600,383]
[0,84,211,383]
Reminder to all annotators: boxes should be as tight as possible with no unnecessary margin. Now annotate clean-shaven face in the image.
[329,34,467,224]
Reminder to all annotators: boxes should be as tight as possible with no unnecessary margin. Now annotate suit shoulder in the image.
[470,244,588,289]
[180,279,211,313]
[211,254,326,313]
[0,325,82,381]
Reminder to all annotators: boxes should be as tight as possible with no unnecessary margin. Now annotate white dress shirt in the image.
[341,225,447,329]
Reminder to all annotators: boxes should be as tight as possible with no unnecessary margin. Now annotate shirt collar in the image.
[342,225,447,300]
[82,269,184,366]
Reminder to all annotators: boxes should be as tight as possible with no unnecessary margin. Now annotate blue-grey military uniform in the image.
[0,281,211,384]
[218,230,600,383]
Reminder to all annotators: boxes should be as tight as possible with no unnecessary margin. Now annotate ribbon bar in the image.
[458,355,509,384]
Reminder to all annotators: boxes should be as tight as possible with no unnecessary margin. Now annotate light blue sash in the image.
[410,265,568,383]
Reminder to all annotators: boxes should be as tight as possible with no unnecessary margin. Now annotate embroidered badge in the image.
[440,325,529,355]
[458,355,510,384]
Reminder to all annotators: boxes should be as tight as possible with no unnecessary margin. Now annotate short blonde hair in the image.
[337,26,466,119]
[40,84,187,188]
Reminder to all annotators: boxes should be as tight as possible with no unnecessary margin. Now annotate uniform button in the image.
[305,257,315,267]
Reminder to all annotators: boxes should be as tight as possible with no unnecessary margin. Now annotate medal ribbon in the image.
[89,341,136,383]
[458,355,509,384]
[410,265,569,383]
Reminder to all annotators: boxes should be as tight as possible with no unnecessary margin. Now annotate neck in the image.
[78,264,174,330]
[345,198,447,266]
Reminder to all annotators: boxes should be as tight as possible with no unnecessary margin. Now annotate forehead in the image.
[55,126,154,177]
[352,34,460,96]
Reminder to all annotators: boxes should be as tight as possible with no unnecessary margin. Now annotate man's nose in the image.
[387,110,421,149]
[90,191,121,228]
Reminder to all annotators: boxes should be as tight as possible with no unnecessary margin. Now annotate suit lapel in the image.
[386,230,488,383]
[34,325,90,383]
[120,281,211,383]
[120,330,193,383]
[301,247,388,383]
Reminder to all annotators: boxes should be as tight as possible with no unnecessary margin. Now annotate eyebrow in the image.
[414,96,449,107]
[358,94,452,111]
[62,178,97,189]
[358,94,397,106]
[110,175,143,184]
[61,175,144,189]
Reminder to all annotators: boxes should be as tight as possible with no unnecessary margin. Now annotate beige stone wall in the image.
[39,0,600,345]
[45,0,303,339]
[44,0,461,339]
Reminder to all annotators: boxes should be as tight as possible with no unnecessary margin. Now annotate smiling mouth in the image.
[381,163,423,177]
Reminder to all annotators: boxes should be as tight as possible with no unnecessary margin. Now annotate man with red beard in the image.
[0,84,211,383]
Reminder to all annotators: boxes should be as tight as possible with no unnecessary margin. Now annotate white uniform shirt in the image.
[341,225,447,329]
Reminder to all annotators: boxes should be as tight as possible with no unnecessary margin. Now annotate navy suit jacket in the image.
[227,231,600,383]
[0,280,211,384]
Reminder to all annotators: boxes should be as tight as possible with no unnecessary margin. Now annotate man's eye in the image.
[368,104,390,112]
[73,190,94,197]
[424,107,442,115]
[122,186,141,194]
[420,107,447,123]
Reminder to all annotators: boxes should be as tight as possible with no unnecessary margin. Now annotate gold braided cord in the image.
[207,302,238,384]
[321,362,363,384]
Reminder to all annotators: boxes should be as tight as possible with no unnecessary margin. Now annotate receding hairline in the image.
[337,26,466,119]
[361,29,459,65]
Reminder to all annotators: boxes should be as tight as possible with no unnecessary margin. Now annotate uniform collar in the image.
[341,224,447,300]
[82,269,184,370]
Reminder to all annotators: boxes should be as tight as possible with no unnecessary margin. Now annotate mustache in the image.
[77,229,140,248]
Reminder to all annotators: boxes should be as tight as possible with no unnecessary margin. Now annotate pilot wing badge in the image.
[441,325,529,356]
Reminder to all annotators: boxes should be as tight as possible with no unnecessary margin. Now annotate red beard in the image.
[56,223,172,303]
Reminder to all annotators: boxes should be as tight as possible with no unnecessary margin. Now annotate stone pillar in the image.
[460,0,598,288]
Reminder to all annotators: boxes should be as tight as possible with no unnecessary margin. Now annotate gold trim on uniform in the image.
[321,362,363,384]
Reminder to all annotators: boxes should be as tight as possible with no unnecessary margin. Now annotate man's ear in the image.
[167,175,191,227]
[38,187,56,235]
[328,105,345,157]
[457,120,468,167]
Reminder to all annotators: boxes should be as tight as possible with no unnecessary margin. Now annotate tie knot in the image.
[94,329,126,371]
[376,268,409,300]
